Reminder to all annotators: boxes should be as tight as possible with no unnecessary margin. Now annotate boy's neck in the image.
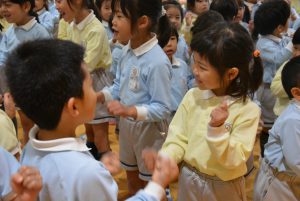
[37,126,77,141]
[74,9,90,24]
[130,32,153,49]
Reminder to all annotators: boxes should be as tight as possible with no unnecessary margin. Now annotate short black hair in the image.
[5,39,85,130]
[293,27,300,45]
[282,56,300,99]
[210,0,238,21]
[157,15,178,48]
[191,10,224,36]
[191,22,263,101]
[254,0,290,36]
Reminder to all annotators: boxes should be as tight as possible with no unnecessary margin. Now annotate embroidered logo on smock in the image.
[224,122,232,132]
[129,67,140,91]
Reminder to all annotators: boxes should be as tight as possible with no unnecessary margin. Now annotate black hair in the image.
[210,0,238,21]
[281,56,300,99]
[293,27,300,45]
[95,0,111,21]
[187,0,208,12]
[6,0,40,22]
[191,10,224,37]
[112,0,162,31]
[243,3,250,23]
[157,15,178,48]
[163,0,184,22]
[190,22,263,101]
[67,0,102,21]
[5,39,85,130]
[253,0,290,39]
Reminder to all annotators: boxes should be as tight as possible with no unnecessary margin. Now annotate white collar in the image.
[102,20,109,27]
[70,10,95,31]
[172,56,181,67]
[199,90,240,106]
[13,18,37,31]
[263,34,282,43]
[37,7,46,15]
[128,34,158,57]
[293,99,300,109]
[29,125,90,152]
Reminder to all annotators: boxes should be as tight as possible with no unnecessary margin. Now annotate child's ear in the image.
[137,15,150,30]
[227,67,239,81]
[22,1,31,13]
[291,87,300,100]
[66,97,80,117]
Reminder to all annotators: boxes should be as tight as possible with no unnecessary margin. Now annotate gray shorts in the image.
[88,69,115,124]
[118,117,168,181]
[253,159,300,201]
[177,164,247,201]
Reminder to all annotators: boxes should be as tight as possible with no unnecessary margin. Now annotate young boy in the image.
[253,0,292,156]
[253,56,300,201]
[5,39,178,201]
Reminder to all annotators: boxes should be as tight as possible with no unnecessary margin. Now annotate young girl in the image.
[34,0,58,36]
[163,0,189,63]
[157,17,193,121]
[96,0,113,40]
[98,0,172,195]
[55,0,113,159]
[0,0,50,144]
[181,0,209,44]
[146,22,263,201]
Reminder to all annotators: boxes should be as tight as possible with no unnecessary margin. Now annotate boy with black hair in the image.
[253,0,292,156]
[253,56,300,201]
[5,39,178,201]
[209,0,238,21]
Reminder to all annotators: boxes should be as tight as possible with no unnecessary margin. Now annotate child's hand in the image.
[4,92,16,119]
[209,100,228,127]
[101,151,121,176]
[185,11,193,27]
[11,166,42,201]
[152,154,179,189]
[142,148,158,173]
[97,92,105,104]
[107,100,137,119]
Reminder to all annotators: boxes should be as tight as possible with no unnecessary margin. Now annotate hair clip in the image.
[253,50,260,58]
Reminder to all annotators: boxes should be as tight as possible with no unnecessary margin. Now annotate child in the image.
[145,22,263,201]
[181,0,209,44]
[0,0,50,144]
[6,39,178,201]
[210,0,238,21]
[1,147,42,201]
[55,0,114,160]
[96,0,113,40]
[253,56,300,201]
[98,0,172,195]
[157,17,193,121]
[34,0,58,36]
[234,0,249,31]
[163,0,189,63]
[271,27,300,116]
[253,0,292,156]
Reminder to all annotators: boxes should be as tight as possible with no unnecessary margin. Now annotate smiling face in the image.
[1,0,31,25]
[100,0,111,22]
[166,6,182,31]
[55,0,74,22]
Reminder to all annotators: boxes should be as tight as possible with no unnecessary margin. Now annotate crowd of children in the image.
[0,0,300,201]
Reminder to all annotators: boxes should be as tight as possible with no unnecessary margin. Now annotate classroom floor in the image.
[17,119,261,201]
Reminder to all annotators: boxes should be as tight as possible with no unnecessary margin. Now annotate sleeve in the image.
[0,32,9,67]
[259,40,292,70]
[84,29,112,71]
[160,93,190,163]
[205,103,260,169]
[126,181,165,201]
[281,118,300,176]
[57,19,69,40]
[0,111,19,154]
[270,63,288,98]
[40,13,56,35]
[138,61,172,121]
